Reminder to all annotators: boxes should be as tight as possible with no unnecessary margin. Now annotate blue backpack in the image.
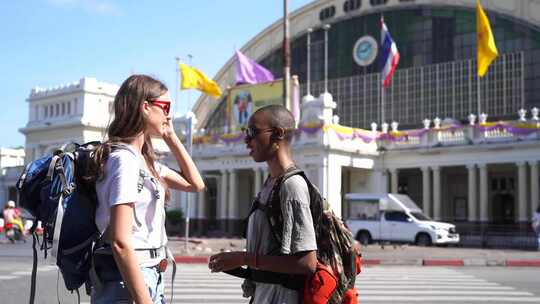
[17,141,105,302]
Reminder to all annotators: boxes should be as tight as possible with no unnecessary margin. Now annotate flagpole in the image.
[175,57,180,115]
[323,24,331,93]
[477,74,481,116]
[185,54,193,252]
[283,0,291,110]
[187,54,193,111]
[380,13,384,125]
[307,28,312,96]
[381,80,385,124]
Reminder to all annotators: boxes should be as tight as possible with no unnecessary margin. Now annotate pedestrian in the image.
[209,105,317,303]
[532,206,540,250]
[90,74,205,304]
[2,200,25,234]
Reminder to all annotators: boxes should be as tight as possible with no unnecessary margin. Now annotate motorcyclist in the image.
[3,200,25,235]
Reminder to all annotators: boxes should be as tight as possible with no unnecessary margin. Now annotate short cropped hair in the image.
[254,105,296,143]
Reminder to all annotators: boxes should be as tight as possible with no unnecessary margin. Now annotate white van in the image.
[345,193,459,246]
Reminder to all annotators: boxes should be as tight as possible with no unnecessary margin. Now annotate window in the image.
[44,106,48,118]
[55,104,59,116]
[61,103,65,115]
[348,199,380,220]
[319,6,336,21]
[370,0,388,6]
[385,211,410,222]
[344,0,361,13]
[67,102,71,115]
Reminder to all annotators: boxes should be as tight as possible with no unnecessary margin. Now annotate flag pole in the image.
[175,57,180,116]
[185,54,194,253]
[381,80,385,125]
[307,28,312,96]
[477,74,481,116]
[283,0,291,110]
[380,13,384,125]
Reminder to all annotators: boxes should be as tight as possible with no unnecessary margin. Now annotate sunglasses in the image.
[148,99,171,116]
[242,126,274,140]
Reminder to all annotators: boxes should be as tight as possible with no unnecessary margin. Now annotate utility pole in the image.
[184,54,194,252]
[283,0,291,110]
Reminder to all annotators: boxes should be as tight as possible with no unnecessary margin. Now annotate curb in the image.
[505,259,540,267]
[423,259,464,266]
[172,256,540,267]
[174,256,209,264]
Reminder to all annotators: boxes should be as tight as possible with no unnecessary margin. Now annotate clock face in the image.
[353,36,378,66]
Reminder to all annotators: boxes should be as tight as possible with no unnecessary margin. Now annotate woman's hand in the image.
[209,252,246,273]
[161,117,179,143]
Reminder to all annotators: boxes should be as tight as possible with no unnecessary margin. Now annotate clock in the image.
[353,36,378,67]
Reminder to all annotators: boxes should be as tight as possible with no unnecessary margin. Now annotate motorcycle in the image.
[4,222,26,243]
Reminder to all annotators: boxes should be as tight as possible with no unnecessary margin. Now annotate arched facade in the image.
[196,0,540,131]
[189,0,540,247]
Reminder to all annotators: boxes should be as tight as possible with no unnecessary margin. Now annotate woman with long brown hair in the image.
[91,74,204,303]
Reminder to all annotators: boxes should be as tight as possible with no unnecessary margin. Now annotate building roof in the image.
[193,0,540,128]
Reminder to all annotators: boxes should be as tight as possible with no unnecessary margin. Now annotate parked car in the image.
[344,193,459,246]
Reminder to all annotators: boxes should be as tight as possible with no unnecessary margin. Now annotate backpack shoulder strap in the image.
[266,167,316,245]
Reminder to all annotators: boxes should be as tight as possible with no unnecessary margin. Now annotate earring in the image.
[272,143,280,151]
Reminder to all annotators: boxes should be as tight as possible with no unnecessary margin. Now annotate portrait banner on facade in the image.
[227,79,283,129]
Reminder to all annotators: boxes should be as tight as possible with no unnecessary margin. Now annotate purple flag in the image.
[235,50,274,85]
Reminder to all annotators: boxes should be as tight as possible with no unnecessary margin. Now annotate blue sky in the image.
[0,0,311,148]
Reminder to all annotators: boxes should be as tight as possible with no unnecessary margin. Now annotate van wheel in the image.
[356,231,371,245]
[415,233,432,246]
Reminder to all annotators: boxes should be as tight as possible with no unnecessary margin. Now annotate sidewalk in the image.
[168,237,540,267]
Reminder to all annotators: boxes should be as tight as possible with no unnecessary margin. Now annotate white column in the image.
[432,166,441,220]
[517,162,528,222]
[197,191,205,219]
[422,167,431,217]
[219,170,228,219]
[253,168,262,198]
[228,169,238,219]
[372,169,388,194]
[390,169,398,194]
[530,161,539,218]
[318,158,329,199]
[467,164,477,222]
[479,164,488,222]
[327,157,342,217]
[190,192,198,218]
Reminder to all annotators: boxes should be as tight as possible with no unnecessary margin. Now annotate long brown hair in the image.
[90,75,168,194]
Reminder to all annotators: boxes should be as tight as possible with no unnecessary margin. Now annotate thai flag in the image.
[380,17,400,88]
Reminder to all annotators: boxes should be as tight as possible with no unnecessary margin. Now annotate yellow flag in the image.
[477,0,498,77]
[179,63,222,98]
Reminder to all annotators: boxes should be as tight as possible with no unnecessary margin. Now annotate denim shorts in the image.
[91,266,165,304]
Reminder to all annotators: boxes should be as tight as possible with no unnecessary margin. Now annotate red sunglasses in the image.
[149,99,171,116]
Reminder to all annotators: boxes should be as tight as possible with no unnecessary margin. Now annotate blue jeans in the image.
[91,266,165,304]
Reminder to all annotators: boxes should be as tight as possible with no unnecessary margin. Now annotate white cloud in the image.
[46,0,121,15]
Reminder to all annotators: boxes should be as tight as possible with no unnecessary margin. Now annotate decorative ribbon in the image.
[477,121,540,136]
[190,120,540,146]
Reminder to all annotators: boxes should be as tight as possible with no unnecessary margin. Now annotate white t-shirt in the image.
[95,145,168,265]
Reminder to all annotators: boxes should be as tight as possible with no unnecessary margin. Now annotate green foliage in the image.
[166,209,184,225]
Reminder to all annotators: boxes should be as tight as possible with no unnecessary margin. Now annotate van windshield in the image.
[411,212,432,221]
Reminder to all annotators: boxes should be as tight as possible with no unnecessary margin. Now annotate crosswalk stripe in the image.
[11,271,32,275]
[157,266,540,304]
[357,296,540,302]
[0,275,17,280]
